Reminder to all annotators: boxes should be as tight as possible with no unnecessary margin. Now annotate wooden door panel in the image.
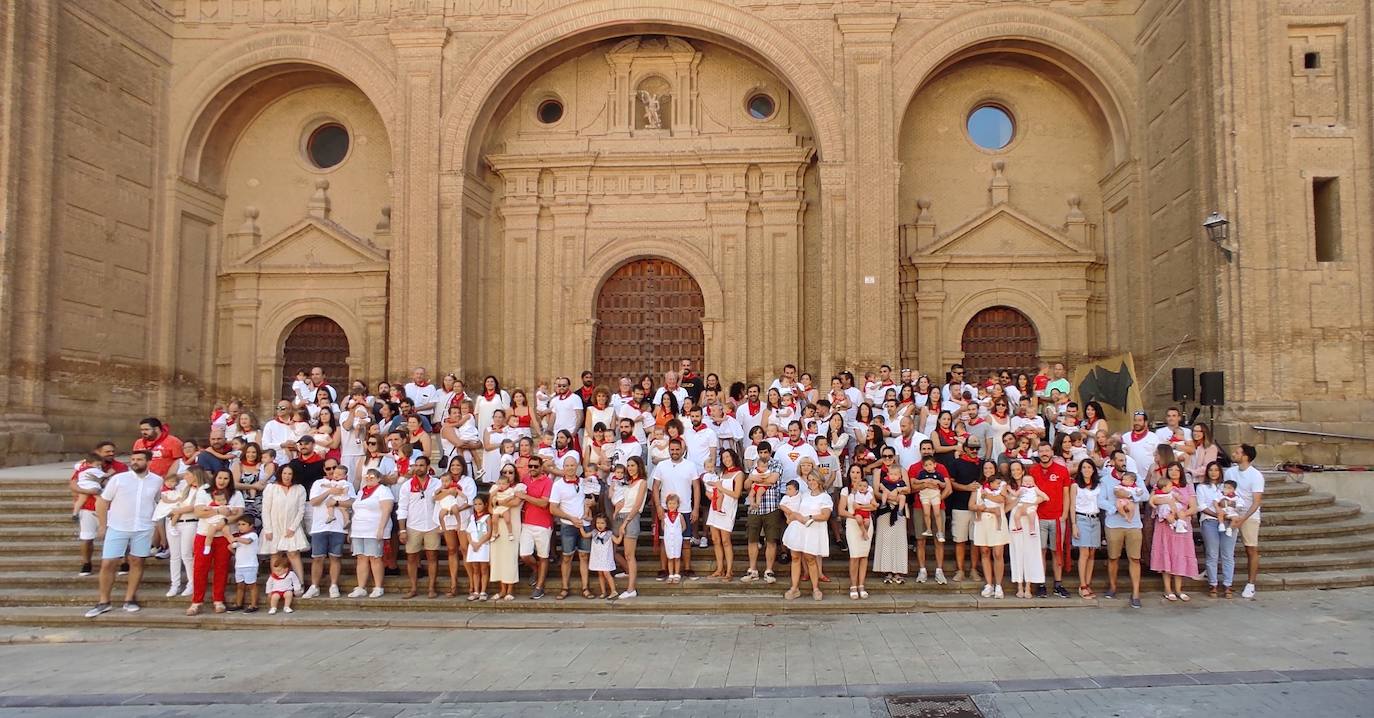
[960,306,1039,379]
[280,316,350,401]
[595,258,704,384]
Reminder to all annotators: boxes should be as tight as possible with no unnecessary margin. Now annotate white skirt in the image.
[706,503,738,533]
[784,520,830,557]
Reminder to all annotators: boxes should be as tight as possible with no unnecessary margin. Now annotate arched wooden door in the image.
[595,258,704,383]
[960,306,1039,378]
[280,316,350,400]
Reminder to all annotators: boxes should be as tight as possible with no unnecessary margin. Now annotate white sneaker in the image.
[618,589,637,599]
[614,572,628,579]
[348,587,368,598]
[994,586,1004,599]
[328,584,340,598]
[268,607,278,615]
[980,584,994,598]
[1241,583,1256,599]
[916,568,928,583]
[180,586,192,597]
[301,585,320,599]
[166,585,181,598]
[284,606,294,614]
[369,587,385,598]
[934,569,947,585]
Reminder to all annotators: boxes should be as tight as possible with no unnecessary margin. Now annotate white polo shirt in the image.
[886,432,929,472]
[405,382,442,420]
[100,470,164,532]
[652,386,688,408]
[652,458,699,513]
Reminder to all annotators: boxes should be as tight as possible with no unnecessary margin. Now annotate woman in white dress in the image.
[782,461,834,601]
[339,403,371,479]
[1005,461,1047,598]
[971,460,1011,599]
[838,465,877,600]
[348,468,394,598]
[705,448,744,579]
[584,386,616,450]
[259,465,309,582]
[474,375,511,436]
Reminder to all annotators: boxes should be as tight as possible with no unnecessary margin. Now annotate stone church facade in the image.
[0,0,1369,463]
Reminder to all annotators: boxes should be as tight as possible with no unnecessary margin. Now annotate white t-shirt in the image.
[260,419,296,462]
[1225,465,1266,520]
[350,485,394,539]
[100,470,165,532]
[652,386,688,408]
[886,432,928,472]
[235,531,260,568]
[652,458,699,513]
[548,479,586,526]
[309,479,356,534]
[1121,430,1163,482]
[682,424,719,468]
[774,439,818,482]
[405,382,442,419]
[1011,414,1045,438]
[735,402,766,436]
[192,487,245,537]
[548,392,584,436]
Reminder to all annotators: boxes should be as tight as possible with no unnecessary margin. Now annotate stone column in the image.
[550,200,590,376]
[0,0,60,463]
[816,162,847,376]
[838,14,900,369]
[498,189,541,388]
[387,27,448,375]
[707,200,750,380]
[758,196,806,368]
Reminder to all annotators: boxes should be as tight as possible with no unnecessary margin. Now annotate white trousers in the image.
[167,519,197,589]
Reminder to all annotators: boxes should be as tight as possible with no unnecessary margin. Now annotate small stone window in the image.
[1313,176,1341,261]
[966,104,1015,151]
[1303,51,1321,70]
[305,123,349,169]
[537,98,564,125]
[747,93,777,121]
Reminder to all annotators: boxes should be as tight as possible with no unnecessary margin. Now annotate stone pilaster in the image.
[707,200,750,380]
[838,14,900,369]
[387,27,448,375]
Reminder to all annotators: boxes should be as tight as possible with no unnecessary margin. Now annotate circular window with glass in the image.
[305,123,350,169]
[537,98,564,125]
[966,104,1015,151]
[747,93,776,121]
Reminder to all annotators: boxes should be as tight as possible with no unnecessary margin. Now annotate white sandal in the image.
[849,586,860,600]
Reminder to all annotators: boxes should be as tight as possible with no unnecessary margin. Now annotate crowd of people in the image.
[74,359,1267,617]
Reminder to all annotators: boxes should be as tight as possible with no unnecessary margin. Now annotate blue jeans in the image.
[1200,519,1236,587]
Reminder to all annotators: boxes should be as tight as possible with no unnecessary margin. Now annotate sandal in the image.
[1178,593,1191,602]
[501,594,515,602]
[892,575,905,584]
[784,588,800,600]
[1164,593,1179,601]
[582,589,594,599]
[556,590,570,601]
[597,593,607,599]
[859,588,870,599]
[882,575,893,584]
[467,593,479,601]
[813,589,824,601]
[818,575,832,583]
[849,586,859,600]
[185,604,202,616]
[213,602,227,613]
[447,590,458,598]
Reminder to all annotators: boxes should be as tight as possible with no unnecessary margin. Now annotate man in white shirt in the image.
[941,363,975,404]
[610,377,636,410]
[544,376,585,439]
[85,450,163,617]
[735,383,766,436]
[310,366,338,404]
[652,439,700,578]
[866,365,898,405]
[260,400,297,465]
[768,363,800,398]
[1120,411,1162,481]
[304,462,355,598]
[614,385,653,441]
[887,415,928,472]
[549,472,590,597]
[652,371,688,408]
[609,417,645,467]
[774,421,819,483]
[404,367,441,427]
[840,371,865,423]
[212,399,241,432]
[396,457,442,598]
[1153,406,1188,451]
[1225,444,1265,599]
[1011,397,1047,448]
[681,407,719,471]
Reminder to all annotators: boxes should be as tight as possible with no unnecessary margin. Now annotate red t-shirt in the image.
[132,431,183,478]
[907,462,949,481]
[521,475,554,529]
[1030,461,1071,520]
[1033,374,1049,392]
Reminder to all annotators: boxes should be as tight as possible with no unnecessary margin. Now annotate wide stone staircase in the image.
[1,463,1372,623]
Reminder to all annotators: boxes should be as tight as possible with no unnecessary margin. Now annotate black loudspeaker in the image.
[1200,371,1225,406]
[1172,367,1196,402]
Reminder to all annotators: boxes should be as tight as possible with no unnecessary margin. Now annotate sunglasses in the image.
[881,453,896,458]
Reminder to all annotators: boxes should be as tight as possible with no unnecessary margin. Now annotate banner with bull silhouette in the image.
[1070,353,1145,431]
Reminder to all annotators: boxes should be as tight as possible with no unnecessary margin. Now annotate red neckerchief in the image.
[483,390,497,401]
[692,423,706,432]
[788,438,804,447]
[1129,428,1148,442]
[936,428,956,445]
[564,477,578,486]
[666,509,680,524]
[360,484,380,500]
[410,428,424,441]
[817,449,831,458]
[556,446,570,459]
[902,433,916,448]
[298,453,323,465]
[392,453,410,476]
[557,391,570,400]
[413,380,430,388]
[746,400,761,416]
[709,475,724,512]
[271,571,288,581]
[409,475,428,494]
[682,371,698,381]
[1112,467,1123,481]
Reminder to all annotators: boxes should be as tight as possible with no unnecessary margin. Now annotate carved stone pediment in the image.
[224,217,388,274]
[913,205,1091,261]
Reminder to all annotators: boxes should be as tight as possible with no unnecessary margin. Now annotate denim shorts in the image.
[310,531,346,558]
[102,527,154,561]
[352,537,383,557]
[559,523,590,554]
[235,565,258,584]
[615,512,641,540]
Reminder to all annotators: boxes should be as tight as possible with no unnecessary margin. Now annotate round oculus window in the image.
[966,105,1014,150]
[306,123,349,169]
[537,99,564,124]
[747,93,776,120]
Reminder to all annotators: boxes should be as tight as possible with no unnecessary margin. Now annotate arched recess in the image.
[440,0,844,173]
[944,289,1063,371]
[260,299,368,404]
[960,306,1040,378]
[279,316,352,401]
[891,6,1137,164]
[594,258,705,384]
[172,30,399,187]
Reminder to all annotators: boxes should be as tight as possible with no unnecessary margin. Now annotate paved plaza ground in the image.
[0,587,1369,716]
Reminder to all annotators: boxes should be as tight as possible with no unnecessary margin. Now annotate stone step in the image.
[1256,501,1361,525]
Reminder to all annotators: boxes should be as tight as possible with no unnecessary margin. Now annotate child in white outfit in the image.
[265,552,302,615]
[1214,479,1249,537]
[232,519,260,612]
[661,494,686,582]
[316,475,352,529]
[1009,481,1040,535]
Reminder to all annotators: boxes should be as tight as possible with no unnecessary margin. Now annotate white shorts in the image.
[235,565,258,584]
[518,524,552,559]
[77,510,99,541]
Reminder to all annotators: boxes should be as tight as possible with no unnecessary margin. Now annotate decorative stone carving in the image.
[638,89,669,129]
[308,179,331,220]
[989,160,1010,205]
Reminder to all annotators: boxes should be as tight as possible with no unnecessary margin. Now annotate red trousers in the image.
[192,534,231,603]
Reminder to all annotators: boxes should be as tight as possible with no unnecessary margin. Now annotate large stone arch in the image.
[439,0,845,173]
[171,30,400,184]
[946,288,1063,366]
[257,298,369,406]
[892,6,1138,164]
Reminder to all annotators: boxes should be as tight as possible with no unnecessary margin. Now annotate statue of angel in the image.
[638,89,668,129]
